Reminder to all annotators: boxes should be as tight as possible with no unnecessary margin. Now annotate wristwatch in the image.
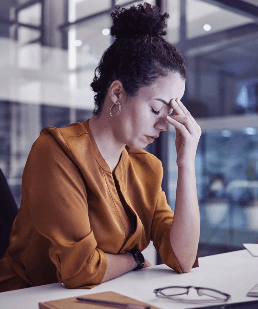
[130,249,145,270]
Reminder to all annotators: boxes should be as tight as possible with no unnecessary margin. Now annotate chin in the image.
[127,141,149,150]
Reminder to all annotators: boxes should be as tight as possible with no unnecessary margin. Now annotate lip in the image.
[149,135,159,139]
[146,135,159,142]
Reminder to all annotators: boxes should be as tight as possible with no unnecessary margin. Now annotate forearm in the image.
[101,252,137,283]
[170,165,200,273]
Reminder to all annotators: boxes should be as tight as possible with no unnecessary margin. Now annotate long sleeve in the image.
[122,147,198,273]
[151,190,198,273]
[23,131,107,288]
[151,190,182,273]
[0,120,197,292]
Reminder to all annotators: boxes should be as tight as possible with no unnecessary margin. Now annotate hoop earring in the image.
[110,102,121,117]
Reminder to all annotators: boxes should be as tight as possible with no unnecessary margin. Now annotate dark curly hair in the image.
[90,3,187,116]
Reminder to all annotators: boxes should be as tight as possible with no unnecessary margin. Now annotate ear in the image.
[108,80,125,104]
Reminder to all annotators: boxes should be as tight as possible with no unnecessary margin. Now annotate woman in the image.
[0,3,201,292]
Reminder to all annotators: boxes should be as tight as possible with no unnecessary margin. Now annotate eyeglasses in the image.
[154,286,231,304]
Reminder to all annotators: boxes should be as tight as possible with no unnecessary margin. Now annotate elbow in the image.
[177,258,196,273]
[180,265,192,273]
[61,278,101,289]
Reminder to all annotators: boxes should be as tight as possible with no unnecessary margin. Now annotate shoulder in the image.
[31,121,91,161]
[41,121,89,140]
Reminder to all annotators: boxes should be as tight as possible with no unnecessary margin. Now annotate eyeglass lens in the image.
[156,286,229,301]
[197,288,228,300]
[161,287,188,296]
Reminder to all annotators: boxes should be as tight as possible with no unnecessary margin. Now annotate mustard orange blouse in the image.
[0,120,198,292]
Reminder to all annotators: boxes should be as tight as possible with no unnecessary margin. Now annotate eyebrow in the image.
[155,98,170,106]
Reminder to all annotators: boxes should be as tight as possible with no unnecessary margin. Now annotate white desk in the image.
[0,249,258,309]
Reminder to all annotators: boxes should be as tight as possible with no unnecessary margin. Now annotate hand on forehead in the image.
[168,98,181,115]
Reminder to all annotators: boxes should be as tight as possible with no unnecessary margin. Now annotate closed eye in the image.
[151,108,160,115]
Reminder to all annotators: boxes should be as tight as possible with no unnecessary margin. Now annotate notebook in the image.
[38,291,160,309]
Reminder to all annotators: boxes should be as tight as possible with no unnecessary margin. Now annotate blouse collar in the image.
[82,119,129,176]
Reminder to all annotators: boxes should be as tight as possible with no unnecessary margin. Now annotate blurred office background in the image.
[0,0,258,263]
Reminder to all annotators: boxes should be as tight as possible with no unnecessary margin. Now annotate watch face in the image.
[136,251,144,265]
[130,249,145,270]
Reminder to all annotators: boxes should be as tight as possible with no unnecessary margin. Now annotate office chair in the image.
[0,169,18,259]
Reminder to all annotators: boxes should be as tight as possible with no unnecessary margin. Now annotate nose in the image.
[155,116,168,132]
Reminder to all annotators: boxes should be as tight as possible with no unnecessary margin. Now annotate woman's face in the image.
[113,71,186,149]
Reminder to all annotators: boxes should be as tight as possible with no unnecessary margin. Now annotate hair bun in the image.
[111,3,169,40]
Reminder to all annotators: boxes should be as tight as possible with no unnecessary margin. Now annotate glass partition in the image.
[168,123,258,253]
[18,2,42,26]
[166,1,181,44]
[74,0,111,20]
[186,0,252,39]
[166,0,258,253]
[0,100,92,206]
[167,0,258,119]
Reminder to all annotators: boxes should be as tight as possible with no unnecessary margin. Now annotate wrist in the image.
[177,163,196,172]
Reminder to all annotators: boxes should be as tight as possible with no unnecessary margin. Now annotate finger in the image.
[175,98,191,117]
[143,259,152,268]
[175,99,201,133]
[170,98,184,116]
[168,99,173,115]
[166,115,190,138]
[176,99,200,125]
[167,114,197,136]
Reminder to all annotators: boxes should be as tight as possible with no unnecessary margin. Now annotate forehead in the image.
[139,72,186,100]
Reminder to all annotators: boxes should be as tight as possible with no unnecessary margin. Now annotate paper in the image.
[243,243,258,256]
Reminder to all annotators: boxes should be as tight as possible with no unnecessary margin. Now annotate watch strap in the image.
[130,249,144,270]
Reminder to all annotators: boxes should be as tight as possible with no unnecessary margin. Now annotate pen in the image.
[76,297,151,309]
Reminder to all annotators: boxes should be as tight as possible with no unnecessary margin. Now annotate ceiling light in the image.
[245,127,256,135]
[203,24,211,32]
[102,28,110,36]
[221,130,232,137]
[75,39,82,47]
